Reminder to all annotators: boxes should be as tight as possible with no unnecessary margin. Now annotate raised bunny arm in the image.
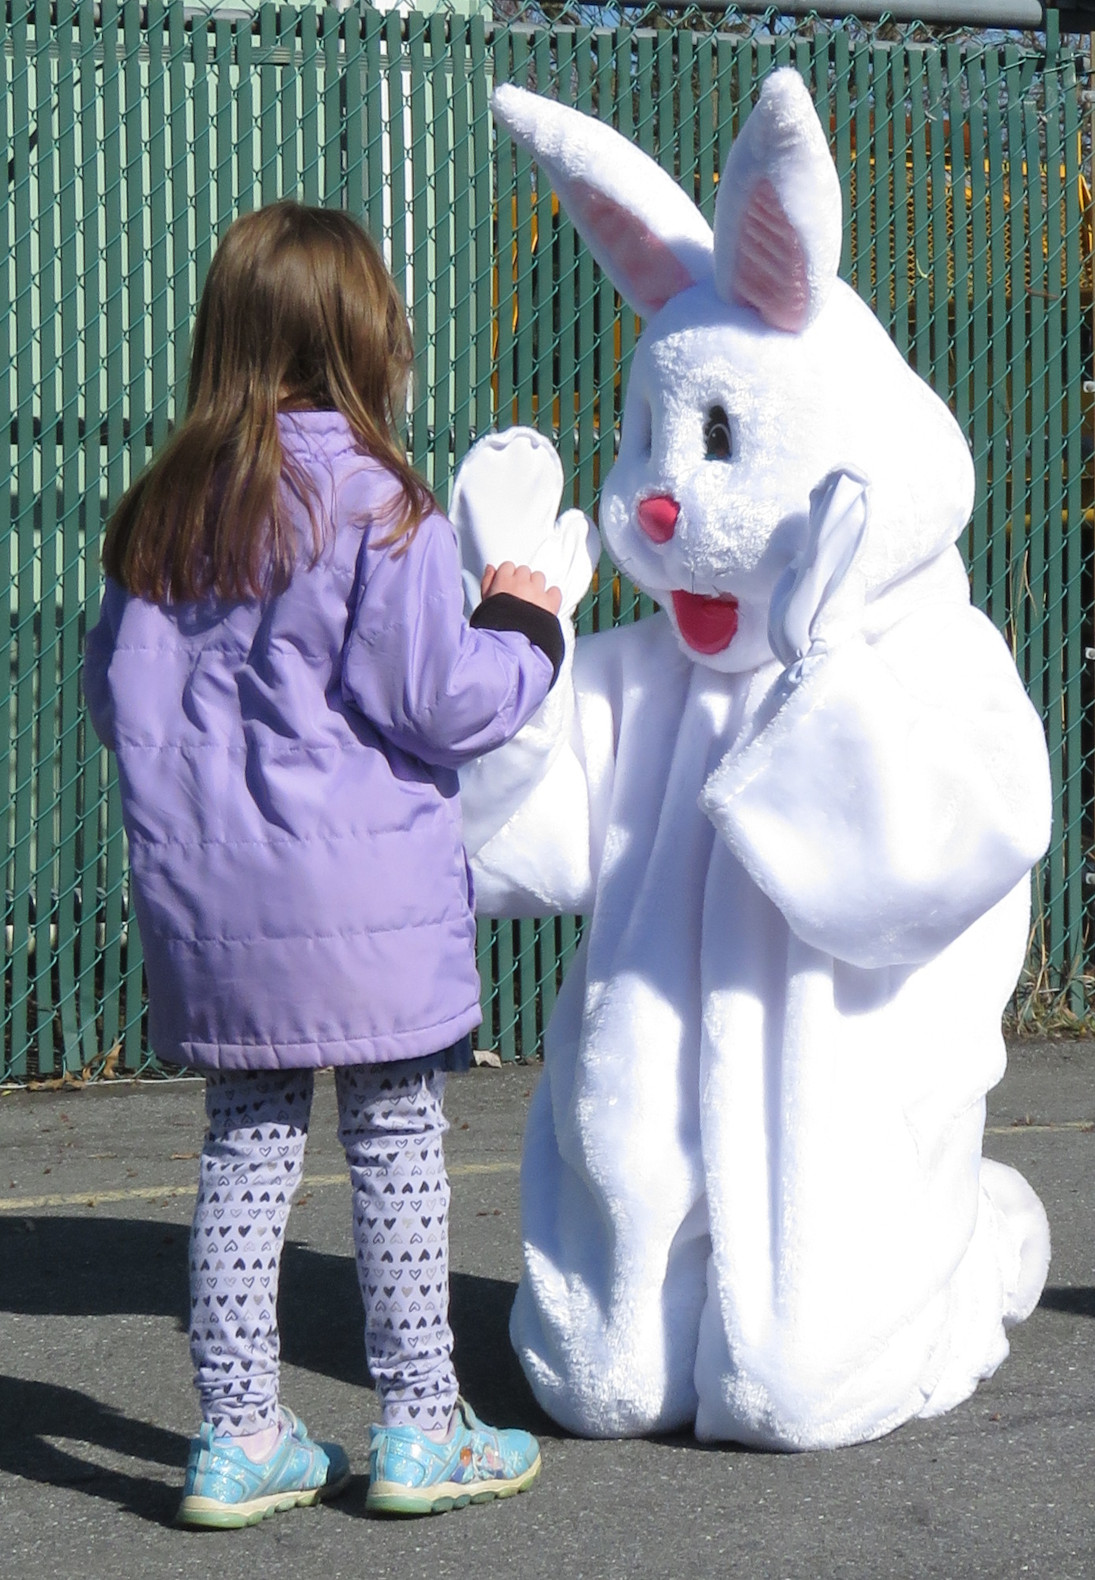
[454,428,607,912]
[702,482,1052,968]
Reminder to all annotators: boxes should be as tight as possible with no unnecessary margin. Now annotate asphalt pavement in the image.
[0,1037,1091,1580]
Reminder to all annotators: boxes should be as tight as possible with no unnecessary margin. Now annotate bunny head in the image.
[492,71,975,673]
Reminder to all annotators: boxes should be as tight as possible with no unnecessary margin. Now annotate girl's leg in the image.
[342,1062,542,1516]
[335,1064,459,1435]
[188,1067,314,1439]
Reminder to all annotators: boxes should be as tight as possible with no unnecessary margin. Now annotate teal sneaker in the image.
[366,1397,541,1516]
[176,1406,351,1530]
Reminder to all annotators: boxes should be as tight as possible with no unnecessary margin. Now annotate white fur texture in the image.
[461,71,1053,1450]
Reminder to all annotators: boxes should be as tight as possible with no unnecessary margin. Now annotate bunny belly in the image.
[516,835,1041,1447]
[510,618,1048,1448]
[510,632,759,1436]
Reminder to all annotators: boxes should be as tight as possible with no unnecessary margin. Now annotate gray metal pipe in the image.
[682,0,1090,28]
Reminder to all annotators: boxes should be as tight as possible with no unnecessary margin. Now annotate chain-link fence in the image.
[2,0,1091,1080]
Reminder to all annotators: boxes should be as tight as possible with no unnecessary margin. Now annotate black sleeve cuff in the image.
[470,592,565,685]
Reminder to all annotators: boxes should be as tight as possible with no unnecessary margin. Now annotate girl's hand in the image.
[481,562,563,615]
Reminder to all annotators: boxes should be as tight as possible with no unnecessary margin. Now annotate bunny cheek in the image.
[671,590,739,654]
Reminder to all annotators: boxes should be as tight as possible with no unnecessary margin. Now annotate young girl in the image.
[83,201,562,1528]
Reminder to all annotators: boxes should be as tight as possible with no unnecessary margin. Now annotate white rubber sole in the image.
[176,1466,351,1530]
[366,1452,542,1517]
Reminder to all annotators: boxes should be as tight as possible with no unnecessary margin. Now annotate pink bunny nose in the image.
[637,494,679,543]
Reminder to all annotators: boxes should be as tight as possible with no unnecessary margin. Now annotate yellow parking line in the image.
[0,1158,520,1213]
[2,1125,1088,1214]
[986,1120,1094,1135]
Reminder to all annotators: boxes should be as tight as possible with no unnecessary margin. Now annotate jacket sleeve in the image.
[82,578,126,752]
[341,507,559,769]
[701,604,1052,969]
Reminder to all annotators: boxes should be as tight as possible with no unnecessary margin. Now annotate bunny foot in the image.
[917,1158,1049,1421]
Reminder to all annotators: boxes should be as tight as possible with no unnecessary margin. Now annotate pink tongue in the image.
[671,590,740,654]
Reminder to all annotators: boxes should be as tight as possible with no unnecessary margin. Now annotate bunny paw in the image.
[450,428,599,618]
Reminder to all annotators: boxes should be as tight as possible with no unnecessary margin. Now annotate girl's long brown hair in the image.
[103,202,433,602]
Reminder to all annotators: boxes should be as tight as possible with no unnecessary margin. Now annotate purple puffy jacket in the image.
[83,411,557,1071]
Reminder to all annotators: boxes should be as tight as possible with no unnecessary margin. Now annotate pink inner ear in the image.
[581,192,695,312]
[732,178,810,332]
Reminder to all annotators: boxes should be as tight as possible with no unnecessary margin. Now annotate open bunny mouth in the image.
[671,590,740,654]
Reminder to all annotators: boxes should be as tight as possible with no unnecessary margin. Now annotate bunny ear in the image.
[713,69,843,333]
[492,84,713,317]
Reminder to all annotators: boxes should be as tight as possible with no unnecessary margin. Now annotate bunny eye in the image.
[635,398,653,459]
[703,405,733,461]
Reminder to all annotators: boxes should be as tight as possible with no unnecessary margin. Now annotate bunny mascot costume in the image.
[450,69,1053,1451]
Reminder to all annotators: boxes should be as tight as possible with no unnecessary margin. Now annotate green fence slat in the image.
[258,4,279,204]
[550,24,575,476]
[146,0,170,452]
[1004,73,1029,665]
[407,12,433,478]
[1059,50,1086,1002]
[591,28,616,636]
[320,5,342,208]
[981,50,1010,637]
[1043,56,1068,775]
[31,0,58,1073]
[100,0,129,1060]
[922,48,947,392]
[1024,88,1057,976]
[969,56,994,625]
[495,919,517,1062]
[517,915,537,1061]
[531,22,555,457]
[851,38,871,303]
[892,50,912,364]
[1,0,15,1076]
[121,0,147,1069]
[53,0,87,1069]
[235,12,256,213]
[429,11,454,489]
[512,28,536,431]
[380,11,408,413]
[467,12,492,443]
[340,8,362,215]
[8,0,34,1078]
[190,5,213,282]
[167,0,189,398]
[299,4,320,204]
[213,18,235,240]
[872,45,895,340]
[831,30,852,283]
[449,17,473,467]
[696,36,716,217]
[76,0,107,1070]
[448,17,469,462]
[358,8,381,236]
[492,22,515,429]
[280,5,302,199]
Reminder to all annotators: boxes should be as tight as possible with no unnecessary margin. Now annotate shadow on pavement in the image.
[1039,1285,1095,1318]
[0,1374,185,1525]
[0,1213,191,1319]
[0,1216,555,1522]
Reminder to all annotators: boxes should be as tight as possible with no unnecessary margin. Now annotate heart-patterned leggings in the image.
[189,1063,459,1437]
